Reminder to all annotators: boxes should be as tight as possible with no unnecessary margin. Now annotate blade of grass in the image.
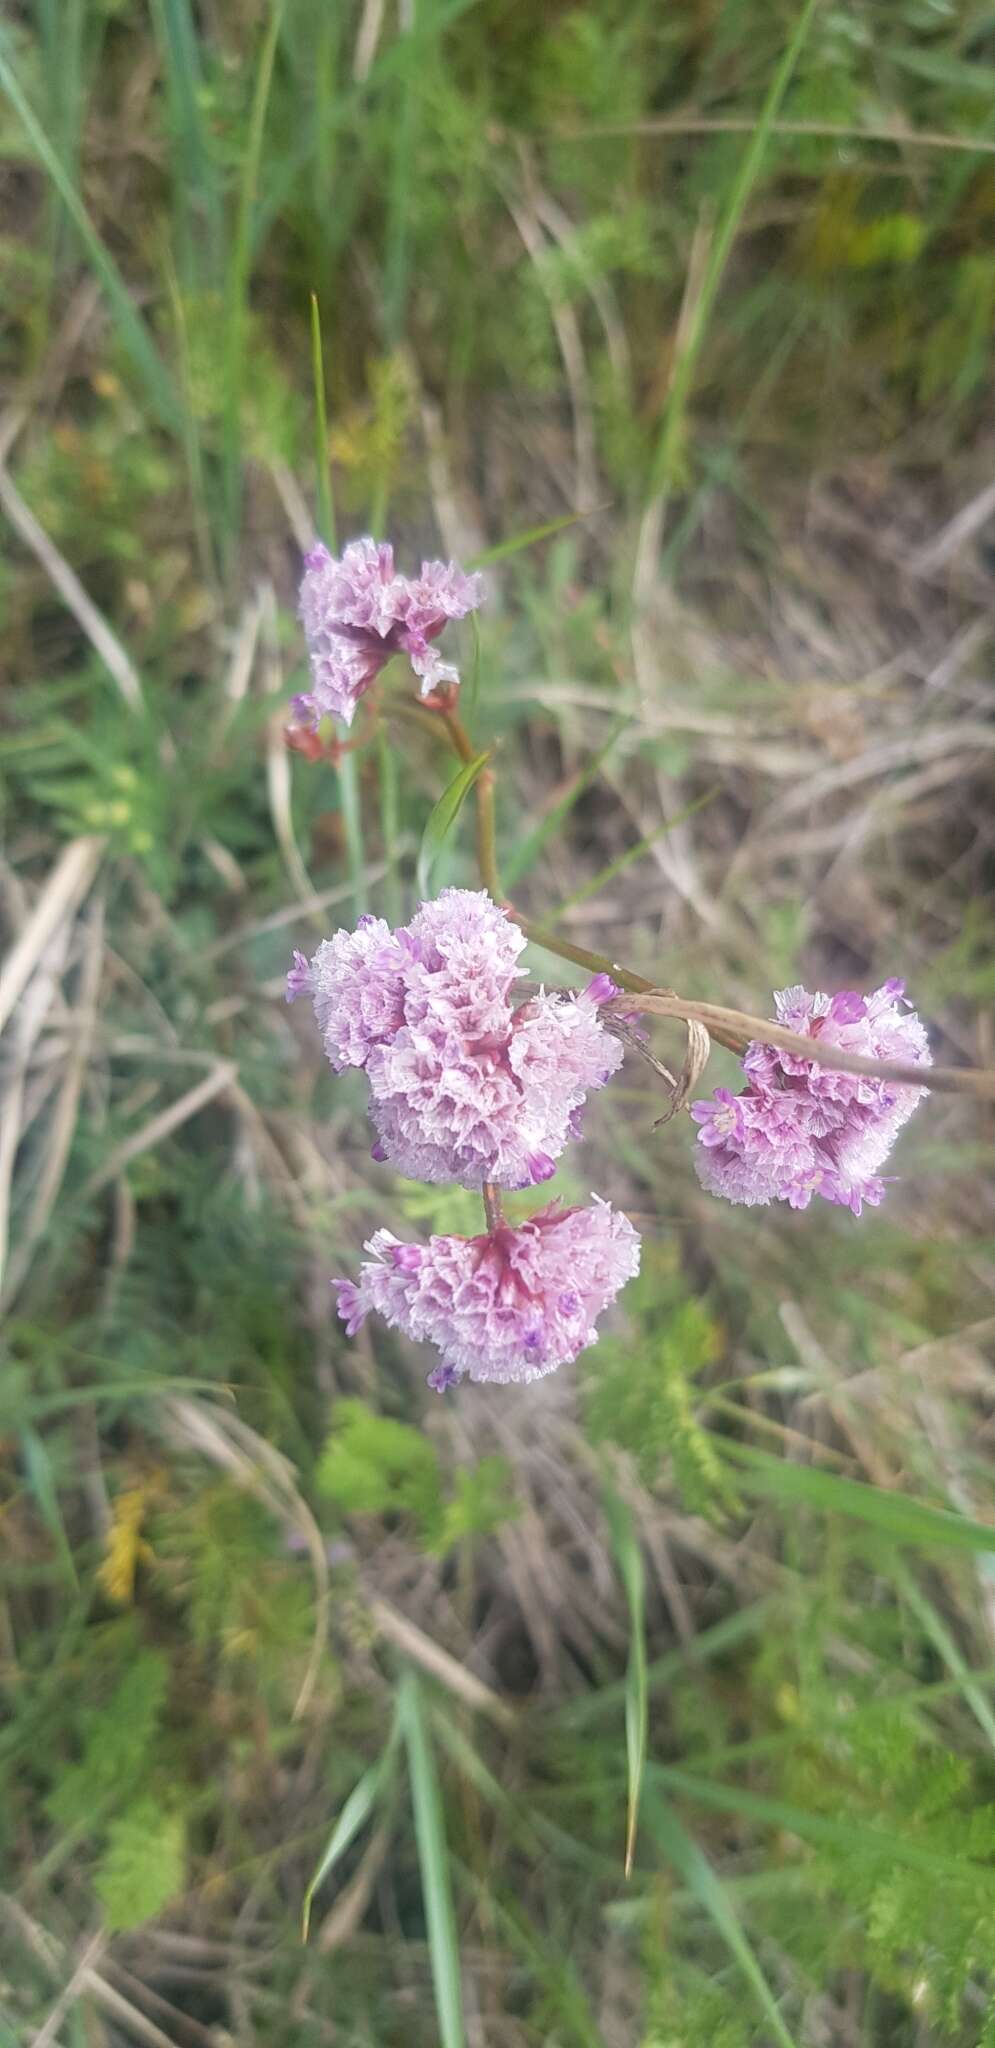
[648,1763,995,1886]
[643,1790,801,2048]
[603,1486,648,1878]
[378,725,402,924]
[149,0,224,284]
[720,1440,995,1557]
[457,1858,605,2048]
[894,1559,995,1752]
[557,1596,779,1729]
[302,1723,400,1940]
[0,30,180,432]
[416,751,490,897]
[651,0,820,497]
[310,293,336,550]
[548,784,720,919]
[20,1427,78,1593]
[502,716,630,888]
[398,1672,467,2048]
[468,511,592,569]
[308,291,367,914]
[222,0,284,550]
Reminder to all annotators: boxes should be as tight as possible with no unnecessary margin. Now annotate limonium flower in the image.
[691,980,931,1214]
[294,538,484,729]
[334,1198,641,1389]
[288,889,624,1189]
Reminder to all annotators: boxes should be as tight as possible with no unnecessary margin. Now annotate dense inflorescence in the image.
[293,538,483,729]
[335,1200,641,1388]
[288,890,623,1191]
[691,982,931,1214]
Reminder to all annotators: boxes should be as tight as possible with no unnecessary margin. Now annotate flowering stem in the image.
[426,690,995,1099]
[482,1182,504,1232]
[439,709,502,903]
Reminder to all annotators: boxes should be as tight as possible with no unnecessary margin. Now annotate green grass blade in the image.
[0,30,180,432]
[378,725,403,925]
[650,1764,995,1885]
[398,1673,466,2048]
[603,1487,648,1877]
[558,1597,779,1729]
[548,784,720,918]
[894,1560,995,1752]
[336,751,368,916]
[643,1790,800,2048]
[468,512,590,569]
[651,0,820,496]
[222,0,284,547]
[502,716,629,889]
[310,293,336,551]
[149,0,224,284]
[302,1732,399,1940]
[20,1427,78,1592]
[720,1441,995,1557]
[306,293,367,916]
[416,751,490,898]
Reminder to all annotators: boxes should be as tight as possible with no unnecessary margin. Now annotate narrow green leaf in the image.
[651,0,820,495]
[720,1440,995,1557]
[0,32,180,431]
[603,1487,647,1877]
[894,1560,995,1752]
[398,1674,466,2048]
[503,716,630,888]
[549,784,720,918]
[20,1428,78,1592]
[644,1791,800,2048]
[649,1764,995,1886]
[468,512,589,569]
[416,751,489,898]
[558,1596,778,1729]
[310,293,336,550]
[222,0,284,543]
[149,0,224,283]
[302,1735,398,1940]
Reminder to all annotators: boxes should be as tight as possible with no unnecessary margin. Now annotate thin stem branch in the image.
[481,1183,504,1232]
[419,682,995,1102]
[440,708,501,902]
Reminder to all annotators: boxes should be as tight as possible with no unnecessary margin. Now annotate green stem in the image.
[439,709,502,904]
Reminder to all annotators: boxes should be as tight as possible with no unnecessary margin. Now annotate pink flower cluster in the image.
[290,889,637,1389]
[288,889,623,1191]
[335,1199,640,1389]
[691,980,930,1215]
[293,538,484,729]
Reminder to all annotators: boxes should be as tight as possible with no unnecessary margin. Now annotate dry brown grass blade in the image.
[0,459,145,713]
[0,835,104,1036]
[162,1397,330,1722]
[368,1595,515,1730]
[28,1930,108,2048]
[619,992,995,1097]
[654,1018,712,1125]
[1,896,104,1310]
[79,1060,238,1200]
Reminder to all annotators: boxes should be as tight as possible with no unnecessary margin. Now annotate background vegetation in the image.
[2,1,995,2042]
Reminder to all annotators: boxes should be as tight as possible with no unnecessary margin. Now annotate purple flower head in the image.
[296,538,484,729]
[692,980,931,1215]
[291,889,625,1189]
[334,1198,640,1388]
